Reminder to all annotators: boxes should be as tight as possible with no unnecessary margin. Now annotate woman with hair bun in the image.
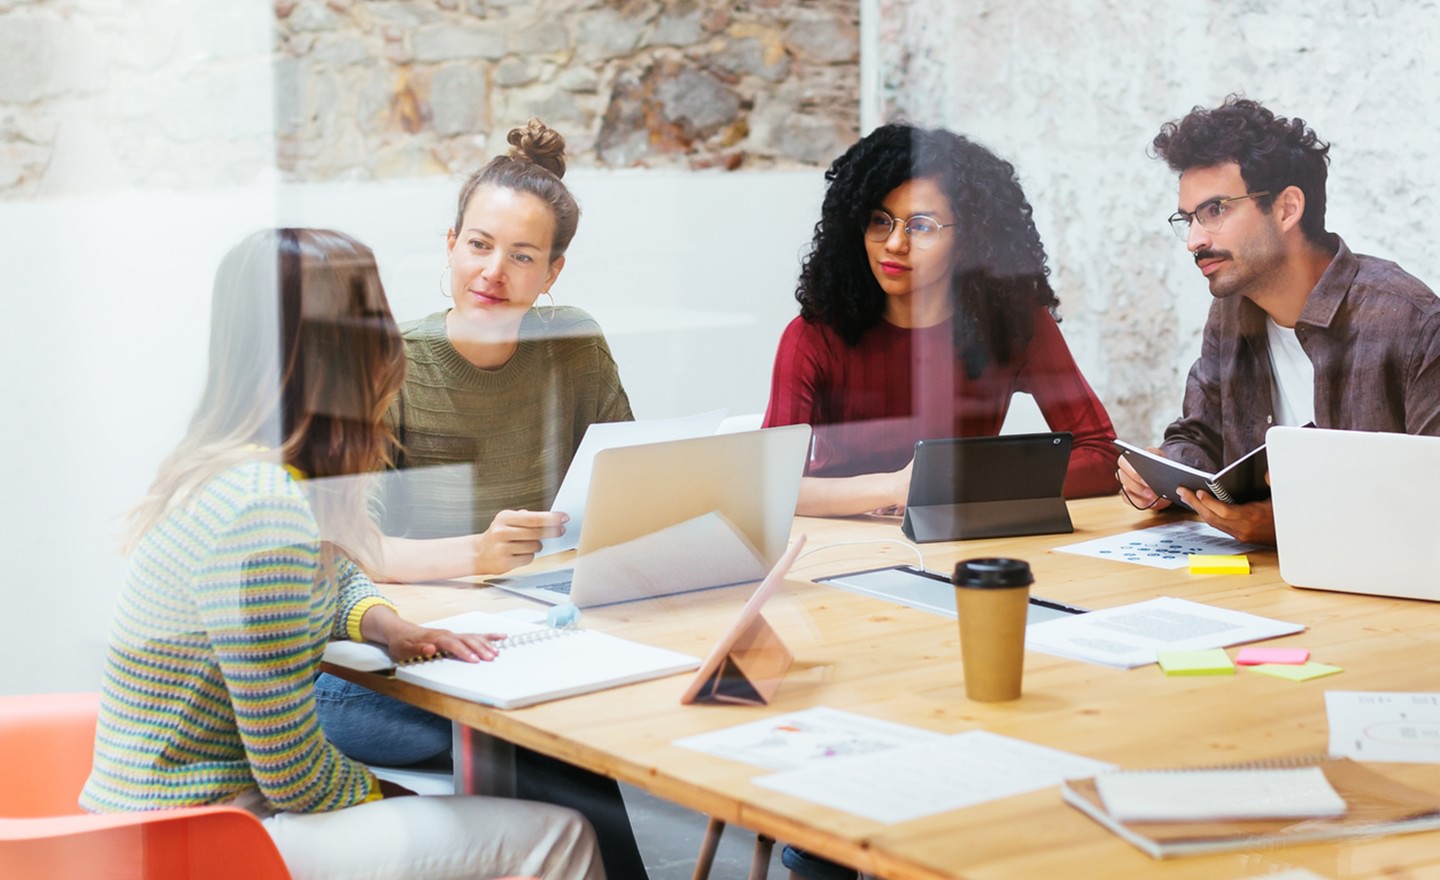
[314,120,649,879]
[374,117,633,582]
[764,122,1119,519]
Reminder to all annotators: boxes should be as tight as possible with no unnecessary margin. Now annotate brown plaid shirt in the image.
[1162,238,1440,471]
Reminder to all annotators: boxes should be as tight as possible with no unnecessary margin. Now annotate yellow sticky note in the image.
[1250,662,1344,682]
[1188,554,1250,575]
[1156,649,1236,676]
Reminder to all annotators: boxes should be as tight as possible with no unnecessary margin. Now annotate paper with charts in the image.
[754,730,1113,825]
[1054,520,1263,569]
[1024,596,1304,668]
[1327,691,1440,763]
[672,707,944,771]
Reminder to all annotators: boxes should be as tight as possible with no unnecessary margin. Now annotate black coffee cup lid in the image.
[952,557,1033,588]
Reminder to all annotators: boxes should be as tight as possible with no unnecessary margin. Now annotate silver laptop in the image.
[486,425,811,607]
[1268,426,1440,601]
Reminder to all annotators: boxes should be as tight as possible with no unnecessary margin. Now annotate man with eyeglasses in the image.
[1117,95,1440,543]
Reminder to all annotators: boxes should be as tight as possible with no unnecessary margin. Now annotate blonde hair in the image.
[124,229,405,571]
[453,119,581,261]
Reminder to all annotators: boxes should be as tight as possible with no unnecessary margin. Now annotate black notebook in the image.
[1116,441,1269,510]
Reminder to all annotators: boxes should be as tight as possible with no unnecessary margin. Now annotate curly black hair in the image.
[795,123,1058,379]
[1152,96,1334,249]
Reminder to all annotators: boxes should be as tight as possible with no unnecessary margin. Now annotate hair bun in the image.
[507,118,567,179]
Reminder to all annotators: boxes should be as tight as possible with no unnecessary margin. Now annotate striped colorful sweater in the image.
[81,461,392,813]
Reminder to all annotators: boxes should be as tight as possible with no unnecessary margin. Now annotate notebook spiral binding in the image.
[398,651,449,667]
[1120,754,1331,774]
[1207,481,1236,505]
[396,627,582,666]
[498,627,583,650]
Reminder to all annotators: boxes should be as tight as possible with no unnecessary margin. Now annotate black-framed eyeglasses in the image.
[865,210,957,249]
[1167,191,1271,238]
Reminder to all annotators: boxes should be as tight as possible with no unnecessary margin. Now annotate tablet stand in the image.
[686,613,793,706]
[902,498,1073,543]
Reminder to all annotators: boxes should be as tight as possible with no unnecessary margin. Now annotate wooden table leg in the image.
[691,816,725,880]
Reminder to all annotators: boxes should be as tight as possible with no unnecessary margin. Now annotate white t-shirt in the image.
[1266,318,1316,427]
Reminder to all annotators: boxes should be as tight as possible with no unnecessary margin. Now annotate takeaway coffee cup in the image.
[952,558,1033,702]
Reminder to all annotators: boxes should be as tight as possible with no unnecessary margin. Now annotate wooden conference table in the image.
[328,499,1440,880]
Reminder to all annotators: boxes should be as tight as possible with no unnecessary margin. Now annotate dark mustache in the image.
[1193,248,1230,263]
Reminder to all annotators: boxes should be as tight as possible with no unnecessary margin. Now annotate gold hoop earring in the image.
[535,290,556,323]
[439,264,452,298]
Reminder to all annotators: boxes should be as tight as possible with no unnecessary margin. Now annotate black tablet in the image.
[901,432,1074,542]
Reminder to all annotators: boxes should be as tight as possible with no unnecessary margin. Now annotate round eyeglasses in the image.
[865,210,957,250]
[1167,191,1271,238]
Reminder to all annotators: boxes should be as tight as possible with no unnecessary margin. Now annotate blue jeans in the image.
[313,673,650,879]
[313,673,452,766]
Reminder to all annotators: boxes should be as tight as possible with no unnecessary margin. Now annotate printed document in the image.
[673,706,944,771]
[1024,596,1304,668]
[1327,691,1440,763]
[1054,521,1263,570]
[754,730,1112,824]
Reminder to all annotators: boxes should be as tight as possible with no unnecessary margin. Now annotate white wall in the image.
[0,169,822,695]
[879,0,1440,443]
[274,170,824,420]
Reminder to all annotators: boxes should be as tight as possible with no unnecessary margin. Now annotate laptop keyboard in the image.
[534,575,573,595]
[488,567,577,600]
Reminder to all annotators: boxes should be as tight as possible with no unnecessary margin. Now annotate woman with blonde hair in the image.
[82,227,604,880]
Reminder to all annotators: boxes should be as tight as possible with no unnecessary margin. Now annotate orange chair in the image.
[0,692,291,880]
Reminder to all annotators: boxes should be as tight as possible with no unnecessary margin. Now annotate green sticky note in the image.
[1156,649,1235,676]
[1249,662,1344,682]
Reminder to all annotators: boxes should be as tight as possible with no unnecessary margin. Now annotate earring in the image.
[535,290,556,323]
[439,264,452,298]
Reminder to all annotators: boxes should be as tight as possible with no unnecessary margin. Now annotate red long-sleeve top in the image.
[761,310,1120,498]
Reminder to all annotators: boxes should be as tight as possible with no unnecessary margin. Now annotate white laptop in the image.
[486,425,811,607]
[1268,426,1440,600]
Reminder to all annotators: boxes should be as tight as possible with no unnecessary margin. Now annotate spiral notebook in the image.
[400,611,701,709]
[1063,755,1440,858]
[1115,440,1269,509]
[325,611,700,710]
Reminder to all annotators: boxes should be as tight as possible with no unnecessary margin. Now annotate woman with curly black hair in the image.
[763,123,1119,517]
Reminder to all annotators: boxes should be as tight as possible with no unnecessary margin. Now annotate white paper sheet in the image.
[539,409,727,557]
[1024,596,1304,668]
[673,707,945,771]
[1053,521,1263,569]
[1326,691,1440,763]
[754,730,1113,825]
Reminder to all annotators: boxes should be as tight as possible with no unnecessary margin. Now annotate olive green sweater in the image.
[377,307,633,538]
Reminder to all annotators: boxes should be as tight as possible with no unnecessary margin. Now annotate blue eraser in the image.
[546,602,581,629]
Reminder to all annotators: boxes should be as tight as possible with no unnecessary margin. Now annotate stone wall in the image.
[277,0,859,177]
[0,0,859,197]
[875,0,1440,444]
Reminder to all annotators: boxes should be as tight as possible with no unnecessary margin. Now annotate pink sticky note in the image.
[1235,647,1309,666]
